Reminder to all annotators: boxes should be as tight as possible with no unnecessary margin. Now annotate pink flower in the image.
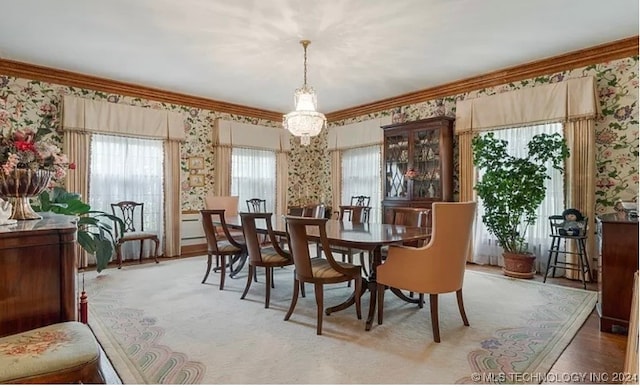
[404,168,418,179]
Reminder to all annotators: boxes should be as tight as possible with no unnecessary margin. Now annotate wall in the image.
[317,56,638,214]
[0,76,281,211]
[1,55,638,214]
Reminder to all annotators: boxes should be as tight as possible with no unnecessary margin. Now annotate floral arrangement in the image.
[404,168,418,180]
[0,102,74,179]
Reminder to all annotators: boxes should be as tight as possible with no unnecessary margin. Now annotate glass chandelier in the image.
[283,40,326,146]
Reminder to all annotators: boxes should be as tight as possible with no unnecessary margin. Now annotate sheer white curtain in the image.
[473,123,565,273]
[231,147,277,213]
[89,134,165,260]
[341,145,382,222]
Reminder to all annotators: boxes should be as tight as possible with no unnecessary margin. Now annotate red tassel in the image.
[80,290,88,324]
[78,273,88,324]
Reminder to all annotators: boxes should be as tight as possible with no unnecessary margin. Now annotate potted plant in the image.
[31,187,124,273]
[472,132,569,279]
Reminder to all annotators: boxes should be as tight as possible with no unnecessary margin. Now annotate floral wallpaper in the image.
[329,56,639,215]
[0,76,281,211]
[0,55,637,215]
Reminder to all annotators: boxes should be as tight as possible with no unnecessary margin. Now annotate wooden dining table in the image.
[221,214,431,331]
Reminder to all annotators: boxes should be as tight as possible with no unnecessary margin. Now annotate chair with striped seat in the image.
[284,215,362,335]
[200,209,247,290]
[240,212,294,308]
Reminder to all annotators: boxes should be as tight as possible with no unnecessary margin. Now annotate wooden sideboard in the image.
[0,215,77,337]
[596,213,639,333]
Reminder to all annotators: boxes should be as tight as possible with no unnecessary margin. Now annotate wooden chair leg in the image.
[300,281,306,298]
[219,256,226,290]
[241,265,254,299]
[139,239,144,264]
[265,266,271,308]
[202,254,212,284]
[429,294,440,343]
[314,283,324,335]
[116,244,123,269]
[284,279,299,321]
[153,237,160,264]
[456,289,469,326]
[354,276,362,320]
[377,283,385,324]
[271,268,275,289]
[419,293,424,308]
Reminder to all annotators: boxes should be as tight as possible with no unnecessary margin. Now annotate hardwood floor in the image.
[468,263,630,385]
[96,259,631,384]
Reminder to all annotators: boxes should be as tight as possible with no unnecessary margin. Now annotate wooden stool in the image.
[0,321,104,384]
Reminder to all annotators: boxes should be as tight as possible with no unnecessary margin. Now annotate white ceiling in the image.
[0,0,638,114]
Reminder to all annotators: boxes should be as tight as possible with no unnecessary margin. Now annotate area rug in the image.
[83,256,596,384]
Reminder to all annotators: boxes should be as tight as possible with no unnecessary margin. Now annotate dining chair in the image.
[376,201,476,343]
[246,198,267,213]
[204,194,244,241]
[388,207,431,246]
[200,209,247,290]
[330,205,372,283]
[301,203,327,218]
[337,205,370,223]
[110,201,160,269]
[284,215,362,335]
[384,207,432,306]
[240,212,294,308]
[350,195,371,207]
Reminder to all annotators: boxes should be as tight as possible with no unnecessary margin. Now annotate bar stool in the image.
[543,214,592,289]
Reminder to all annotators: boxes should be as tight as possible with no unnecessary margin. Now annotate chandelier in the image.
[283,40,326,146]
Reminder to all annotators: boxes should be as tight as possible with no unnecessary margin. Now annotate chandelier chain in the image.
[301,39,310,88]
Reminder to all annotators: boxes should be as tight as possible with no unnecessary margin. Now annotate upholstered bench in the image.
[0,321,104,384]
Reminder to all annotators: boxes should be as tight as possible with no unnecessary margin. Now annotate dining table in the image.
[220,214,431,331]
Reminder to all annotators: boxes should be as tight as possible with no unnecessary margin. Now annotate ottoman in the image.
[0,321,104,384]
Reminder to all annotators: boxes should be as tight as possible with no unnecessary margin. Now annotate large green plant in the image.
[31,187,124,273]
[472,132,569,254]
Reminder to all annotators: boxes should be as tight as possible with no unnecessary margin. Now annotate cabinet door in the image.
[384,132,410,200]
[411,127,442,200]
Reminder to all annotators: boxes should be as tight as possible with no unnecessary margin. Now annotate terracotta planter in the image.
[502,251,536,279]
[0,169,52,220]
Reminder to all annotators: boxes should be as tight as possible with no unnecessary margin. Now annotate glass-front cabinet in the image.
[382,116,454,223]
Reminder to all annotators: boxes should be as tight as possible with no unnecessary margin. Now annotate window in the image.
[341,145,382,222]
[231,147,276,212]
[473,123,564,271]
[89,134,164,256]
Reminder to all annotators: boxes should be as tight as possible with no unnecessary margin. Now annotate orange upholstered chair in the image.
[376,201,476,342]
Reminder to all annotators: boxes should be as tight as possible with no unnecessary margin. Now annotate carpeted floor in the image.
[84,256,596,384]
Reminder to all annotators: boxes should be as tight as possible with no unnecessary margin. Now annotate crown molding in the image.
[0,36,637,124]
[326,35,639,122]
[0,59,283,122]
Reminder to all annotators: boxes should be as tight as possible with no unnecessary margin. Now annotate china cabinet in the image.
[381,116,454,223]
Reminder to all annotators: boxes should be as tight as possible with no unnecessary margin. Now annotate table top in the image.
[0,214,77,236]
[597,212,639,224]
[223,214,430,248]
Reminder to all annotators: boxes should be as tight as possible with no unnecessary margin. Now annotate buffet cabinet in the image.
[596,213,639,333]
[0,216,78,337]
[381,116,454,223]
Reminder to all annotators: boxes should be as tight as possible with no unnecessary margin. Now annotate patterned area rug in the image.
[84,256,596,384]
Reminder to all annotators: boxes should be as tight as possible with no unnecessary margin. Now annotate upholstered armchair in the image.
[376,201,476,342]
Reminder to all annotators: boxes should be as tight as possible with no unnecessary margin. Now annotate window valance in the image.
[213,118,290,152]
[327,116,391,151]
[455,76,600,133]
[62,96,185,141]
